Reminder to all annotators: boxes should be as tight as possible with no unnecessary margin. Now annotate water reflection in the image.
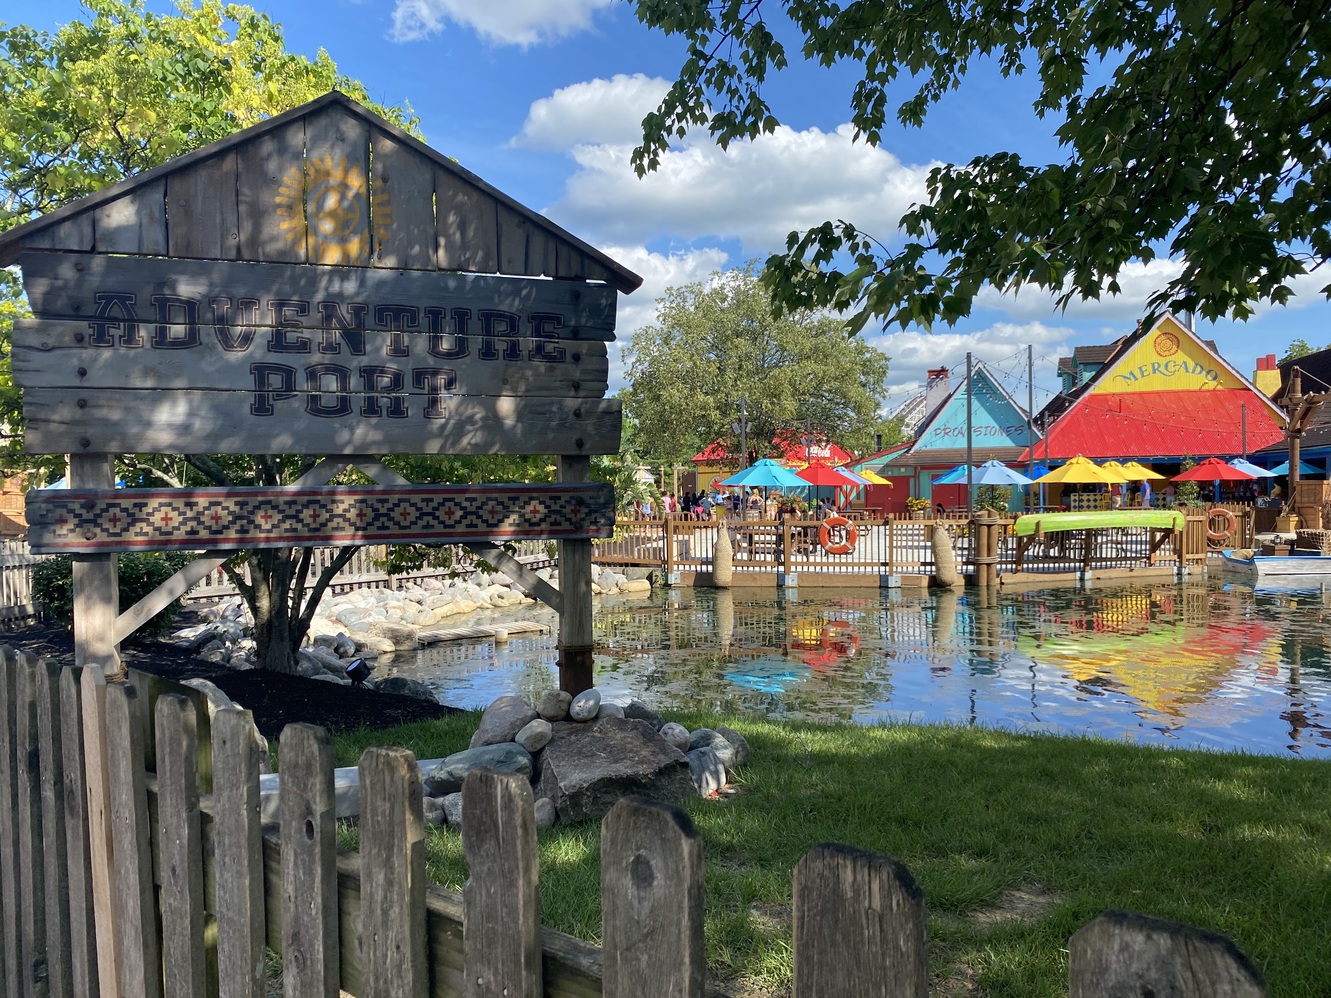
[380,577,1331,757]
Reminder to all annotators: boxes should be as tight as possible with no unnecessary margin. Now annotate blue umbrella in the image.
[718,458,807,490]
[932,464,978,485]
[969,459,1035,486]
[1227,458,1276,478]
[1268,459,1321,476]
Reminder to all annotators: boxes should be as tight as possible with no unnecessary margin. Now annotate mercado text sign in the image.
[25,482,614,554]
[15,252,620,456]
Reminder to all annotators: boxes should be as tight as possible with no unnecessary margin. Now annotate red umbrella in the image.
[1172,457,1255,481]
[796,461,852,486]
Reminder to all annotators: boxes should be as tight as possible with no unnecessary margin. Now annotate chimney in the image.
[924,367,950,413]
[1253,353,1281,397]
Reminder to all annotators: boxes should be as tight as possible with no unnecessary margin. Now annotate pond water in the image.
[377,576,1331,758]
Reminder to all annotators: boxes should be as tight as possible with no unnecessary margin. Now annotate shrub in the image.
[32,551,195,639]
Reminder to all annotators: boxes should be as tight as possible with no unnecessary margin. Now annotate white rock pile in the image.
[419,688,751,830]
[167,566,654,690]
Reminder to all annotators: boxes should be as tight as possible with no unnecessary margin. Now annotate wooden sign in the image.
[15,252,622,456]
[26,483,614,554]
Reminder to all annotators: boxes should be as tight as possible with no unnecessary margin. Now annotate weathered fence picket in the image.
[0,651,1281,998]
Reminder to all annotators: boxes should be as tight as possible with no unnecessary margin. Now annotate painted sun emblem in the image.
[274,154,393,265]
[1154,332,1180,357]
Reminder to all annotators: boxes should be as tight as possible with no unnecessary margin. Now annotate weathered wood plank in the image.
[19,252,618,337]
[27,482,615,555]
[105,682,163,998]
[557,455,595,695]
[0,649,21,998]
[463,543,563,615]
[23,391,623,457]
[236,118,308,264]
[13,318,611,397]
[78,667,120,997]
[371,128,436,271]
[167,150,241,260]
[462,769,541,998]
[359,747,426,998]
[155,695,206,998]
[1068,910,1266,998]
[791,843,927,998]
[113,553,231,646]
[497,202,531,276]
[92,181,168,256]
[279,723,339,998]
[69,454,121,677]
[16,655,47,998]
[304,104,372,267]
[601,800,705,998]
[212,709,265,998]
[21,215,94,253]
[58,668,98,998]
[436,169,499,273]
[36,661,72,998]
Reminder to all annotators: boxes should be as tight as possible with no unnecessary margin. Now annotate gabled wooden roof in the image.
[0,91,642,293]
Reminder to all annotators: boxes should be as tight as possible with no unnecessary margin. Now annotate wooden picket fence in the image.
[0,648,1269,998]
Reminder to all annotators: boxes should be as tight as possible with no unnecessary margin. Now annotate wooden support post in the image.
[1069,910,1266,997]
[58,668,98,998]
[463,770,540,998]
[664,514,676,578]
[213,710,265,998]
[70,454,121,679]
[155,695,206,998]
[557,455,594,695]
[279,723,338,998]
[359,747,426,998]
[792,843,927,997]
[601,800,705,998]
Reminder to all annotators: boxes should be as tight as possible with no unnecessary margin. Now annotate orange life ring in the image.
[1206,507,1237,542]
[818,514,859,555]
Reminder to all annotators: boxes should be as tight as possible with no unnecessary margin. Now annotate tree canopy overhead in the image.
[632,0,1330,333]
[622,264,890,464]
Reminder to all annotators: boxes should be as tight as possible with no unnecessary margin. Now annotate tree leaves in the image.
[633,0,1331,331]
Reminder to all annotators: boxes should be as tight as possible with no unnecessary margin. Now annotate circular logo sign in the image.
[1154,332,1180,357]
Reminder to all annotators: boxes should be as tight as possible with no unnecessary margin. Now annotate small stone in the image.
[623,700,663,730]
[376,676,438,702]
[688,728,738,769]
[469,695,539,748]
[687,747,727,797]
[568,688,602,721]
[422,796,446,826]
[596,702,625,719]
[442,792,464,826]
[658,722,690,752]
[537,690,572,722]
[534,797,557,829]
[715,725,751,768]
[423,743,534,796]
[515,718,553,753]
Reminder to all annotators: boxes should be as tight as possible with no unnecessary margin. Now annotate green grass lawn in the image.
[331,713,1331,996]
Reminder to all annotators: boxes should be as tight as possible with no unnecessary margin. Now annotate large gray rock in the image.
[537,690,571,722]
[687,747,727,797]
[623,700,664,730]
[470,695,540,748]
[533,717,694,823]
[568,688,602,721]
[715,725,751,768]
[422,743,534,796]
[689,728,741,770]
[658,722,690,752]
[375,676,438,702]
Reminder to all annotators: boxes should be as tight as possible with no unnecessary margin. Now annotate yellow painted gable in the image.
[1092,316,1247,394]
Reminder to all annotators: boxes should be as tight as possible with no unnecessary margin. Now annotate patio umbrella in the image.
[834,466,872,486]
[858,468,892,486]
[969,459,1035,486]
[932,464,978,485]
[1034,456,1121,485]
[1227,458,1277,478]
[1121,461,1167,480]
[1098,461,1139,483]
[718,458,808,490]
[798,461,856,487]
[1268,458,1322,476]
[1172,457,1255,482]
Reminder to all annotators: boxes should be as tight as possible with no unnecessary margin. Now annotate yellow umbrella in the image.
[859,468,893,486]
[1098,461,1138,483]
[1122,461,1167,480]
[1033,455,1121,485]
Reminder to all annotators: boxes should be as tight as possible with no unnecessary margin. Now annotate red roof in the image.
[692,431,855,465]
[1020,389,1283,461]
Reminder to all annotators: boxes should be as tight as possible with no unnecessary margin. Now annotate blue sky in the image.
[8,0,1327,417]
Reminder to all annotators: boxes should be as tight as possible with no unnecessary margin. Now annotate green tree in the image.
[0,0,422,671]
[632,0,1329,332]
[1279,338,1328,365]
[623,263,890,463]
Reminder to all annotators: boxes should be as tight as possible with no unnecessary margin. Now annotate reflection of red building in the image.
[787,617,860,669]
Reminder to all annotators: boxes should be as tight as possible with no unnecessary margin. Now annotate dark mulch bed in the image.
[0,610,459,737]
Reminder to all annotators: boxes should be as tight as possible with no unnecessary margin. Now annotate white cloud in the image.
[546,121,939,254]
[975,259,1188,322]
[603,244,732,392]
[514,74,671,151]
[389,0,613,45]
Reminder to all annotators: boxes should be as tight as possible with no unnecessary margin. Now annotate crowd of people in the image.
[627,488,840,520]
